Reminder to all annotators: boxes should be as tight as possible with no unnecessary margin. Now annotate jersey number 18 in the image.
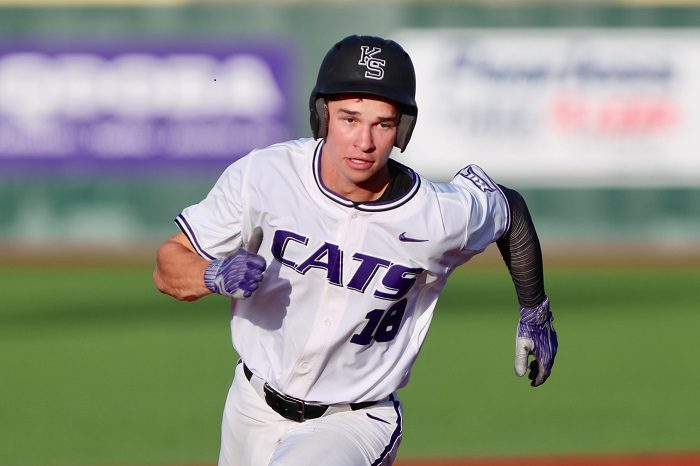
[350,298,408,345]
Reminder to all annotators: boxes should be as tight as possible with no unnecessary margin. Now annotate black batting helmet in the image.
[309,35,418,152]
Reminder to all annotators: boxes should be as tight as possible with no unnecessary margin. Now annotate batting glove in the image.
[514,297,557,387]
[204,249,267,299]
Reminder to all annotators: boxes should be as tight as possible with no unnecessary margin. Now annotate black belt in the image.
[243,364,377,422]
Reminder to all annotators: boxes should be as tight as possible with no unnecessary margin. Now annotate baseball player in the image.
[154,35,557,466]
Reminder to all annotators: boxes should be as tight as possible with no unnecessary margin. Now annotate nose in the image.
[355,124,375,153]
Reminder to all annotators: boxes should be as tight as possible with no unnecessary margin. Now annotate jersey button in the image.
[299,362,310,373]
[324,318,332,327]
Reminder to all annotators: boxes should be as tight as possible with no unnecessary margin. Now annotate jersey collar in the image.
[312,139,421,212]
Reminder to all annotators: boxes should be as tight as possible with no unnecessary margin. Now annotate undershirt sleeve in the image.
[496,185,547,309]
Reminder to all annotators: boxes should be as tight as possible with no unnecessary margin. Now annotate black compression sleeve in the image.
[496,185,547,309]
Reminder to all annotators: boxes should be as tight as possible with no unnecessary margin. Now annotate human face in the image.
[320,96,399,202]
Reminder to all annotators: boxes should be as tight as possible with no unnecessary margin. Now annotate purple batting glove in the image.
[514,297,557,387]
[204,249,267,299]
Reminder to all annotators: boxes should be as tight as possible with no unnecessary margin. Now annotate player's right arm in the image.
[154,232,212,302]
[153,231,267,302]
[154,155,268,302]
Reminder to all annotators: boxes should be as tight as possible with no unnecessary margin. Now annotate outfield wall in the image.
[0,4,699,251]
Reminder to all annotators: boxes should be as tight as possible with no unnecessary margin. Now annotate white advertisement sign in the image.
[394,29,700,186]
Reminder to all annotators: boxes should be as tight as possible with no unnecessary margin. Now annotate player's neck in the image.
[349,177,390,203]
[331,173,391,204]
[320,158,391,203]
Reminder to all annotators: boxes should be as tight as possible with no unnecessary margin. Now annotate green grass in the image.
[400,265,700,458]
[0,265,234,466]
[1,262,699,465]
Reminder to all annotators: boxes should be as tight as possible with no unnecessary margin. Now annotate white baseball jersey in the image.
[176,137,510,404]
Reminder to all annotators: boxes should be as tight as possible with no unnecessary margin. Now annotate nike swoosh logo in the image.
[399,232,428,243]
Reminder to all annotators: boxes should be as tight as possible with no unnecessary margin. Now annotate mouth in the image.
[346,157,373,170]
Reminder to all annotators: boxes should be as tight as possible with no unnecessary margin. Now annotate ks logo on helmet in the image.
[358,46,386,80]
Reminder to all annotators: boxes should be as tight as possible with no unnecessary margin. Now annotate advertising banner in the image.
[395,29,700,186]
[0,40,296,175]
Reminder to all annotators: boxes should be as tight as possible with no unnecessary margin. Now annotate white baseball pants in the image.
[217,363,403,466]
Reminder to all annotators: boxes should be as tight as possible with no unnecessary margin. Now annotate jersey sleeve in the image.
[450,164,511,255]
[175,156,251,260]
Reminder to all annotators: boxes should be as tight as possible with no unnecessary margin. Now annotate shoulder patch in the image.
[459,166,496,193]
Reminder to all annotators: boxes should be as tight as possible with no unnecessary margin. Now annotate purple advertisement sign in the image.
[0,40,296,175]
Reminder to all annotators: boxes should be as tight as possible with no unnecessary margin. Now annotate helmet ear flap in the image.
[310,97,328,139]
[396,112,417,152]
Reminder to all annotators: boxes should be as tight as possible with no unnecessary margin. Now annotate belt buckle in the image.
[263,383,305,422]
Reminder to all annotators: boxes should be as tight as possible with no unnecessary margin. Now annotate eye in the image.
[379,121,396,129]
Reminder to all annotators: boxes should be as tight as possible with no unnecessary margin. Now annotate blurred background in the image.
[1,1,699,466]
[1,0,699,256]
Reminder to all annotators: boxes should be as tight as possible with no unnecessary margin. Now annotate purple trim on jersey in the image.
[174,214,217,261]
[313,140,421,212]
[371,394,402,466]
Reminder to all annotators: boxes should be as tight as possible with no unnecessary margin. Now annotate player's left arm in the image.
[496,185,558,387]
